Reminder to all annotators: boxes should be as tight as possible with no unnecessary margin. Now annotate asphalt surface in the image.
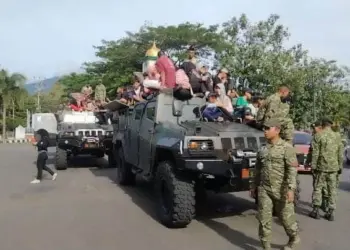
[0,144,350,250]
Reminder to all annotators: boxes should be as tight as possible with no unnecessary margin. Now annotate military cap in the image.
[321,117,333,126]
[311,120,322,128]
[263,118,281,128]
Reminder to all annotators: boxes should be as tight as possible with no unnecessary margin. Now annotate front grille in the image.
[234,137,245,150]
[259,137,266,146]
[247,137,258,151]
[76,129,105,137]
[221,138,232,151]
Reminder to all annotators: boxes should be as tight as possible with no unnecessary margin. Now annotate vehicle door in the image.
[125,103,145,166]
[138,101,156,172]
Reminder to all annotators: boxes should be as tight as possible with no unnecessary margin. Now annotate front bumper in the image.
[176,158,254,191]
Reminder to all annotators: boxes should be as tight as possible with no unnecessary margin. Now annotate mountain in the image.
[24,76,60,95]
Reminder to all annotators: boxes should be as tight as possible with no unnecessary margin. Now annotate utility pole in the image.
[34,77,44,112]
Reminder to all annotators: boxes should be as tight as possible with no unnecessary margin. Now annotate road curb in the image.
[0,139,30,144]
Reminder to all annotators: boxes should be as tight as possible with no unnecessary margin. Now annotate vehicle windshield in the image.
[293,132,312,145]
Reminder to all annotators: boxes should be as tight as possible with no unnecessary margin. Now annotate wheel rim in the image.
[160,178,172,215]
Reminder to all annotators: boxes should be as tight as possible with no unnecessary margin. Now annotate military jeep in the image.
[55,110,115,170]
[110,91,299,228]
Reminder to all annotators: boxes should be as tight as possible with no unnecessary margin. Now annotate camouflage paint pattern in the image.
[95,83,106,102]
[253,138,299,246]
[256,93,293,143]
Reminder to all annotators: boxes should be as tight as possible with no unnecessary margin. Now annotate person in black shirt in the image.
[31,135,57,184]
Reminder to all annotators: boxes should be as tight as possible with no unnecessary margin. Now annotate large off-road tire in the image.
[116,148,135,185]
[107,153,117,168]
[155,161,195,228]
[95,151,105,158]
[55,147,68,170]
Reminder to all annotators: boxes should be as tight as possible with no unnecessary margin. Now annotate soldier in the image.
[95,80,107,103]
[309,118,343,221]
[331,123,344,191]
[256,85,294,144]
[250,118,300,250]
[306,120,328,211]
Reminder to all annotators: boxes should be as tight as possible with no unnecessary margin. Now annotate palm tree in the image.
[0,69,26,142]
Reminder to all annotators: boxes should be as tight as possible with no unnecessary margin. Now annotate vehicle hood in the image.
[181,121,264,137]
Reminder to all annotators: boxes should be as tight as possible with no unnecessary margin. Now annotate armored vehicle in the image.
[55,110,116,170]
[110,91,299,228]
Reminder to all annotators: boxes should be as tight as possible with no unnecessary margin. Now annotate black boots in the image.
[309,207,320,219]
[324,209,335,221]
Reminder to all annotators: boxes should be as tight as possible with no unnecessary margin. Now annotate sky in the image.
[0,0,349,80]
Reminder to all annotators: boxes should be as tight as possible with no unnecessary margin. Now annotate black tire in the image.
[116,147,135,185]
[155,161,195,228]
[55,147,68,170]
[108,153,117,168]
[95,151,105,158]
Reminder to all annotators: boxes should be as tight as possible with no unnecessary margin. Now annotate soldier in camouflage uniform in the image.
[309,118,343,221]
[256,85,294,144]
[251,118,300,250]
[94,80,107,103]
[331,123,344,190]
[306,120,328,211]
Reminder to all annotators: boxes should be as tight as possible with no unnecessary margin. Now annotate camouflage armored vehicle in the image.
[110,91,300,228]
[55,110,116,170]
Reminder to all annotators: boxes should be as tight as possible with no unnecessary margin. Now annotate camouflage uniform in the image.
[256,93,294,144]
[311,127,343,219]
[253,119,299,249]
[95,83,106,102]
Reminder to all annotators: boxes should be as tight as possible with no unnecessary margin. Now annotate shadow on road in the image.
[199,219,283,250]
[33,154,109,169]
[89,168,257,222]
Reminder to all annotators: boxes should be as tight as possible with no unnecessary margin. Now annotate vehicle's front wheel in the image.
[155,161,195,228]
[116,147,135,185]
[55,147,68,170]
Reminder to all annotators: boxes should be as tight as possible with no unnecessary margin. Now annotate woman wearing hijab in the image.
[214,83,233,113]
[31,135,57,184]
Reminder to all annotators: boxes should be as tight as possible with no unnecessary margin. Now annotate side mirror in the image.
[172,99,184,117]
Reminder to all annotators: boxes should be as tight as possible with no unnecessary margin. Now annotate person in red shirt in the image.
[155,51,176,88]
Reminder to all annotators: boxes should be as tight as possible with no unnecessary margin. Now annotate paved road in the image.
[0,144,350,250]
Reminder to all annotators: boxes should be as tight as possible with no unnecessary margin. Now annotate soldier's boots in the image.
[324,209,335,221]
[309,207,320,219]
[283,235,301,250]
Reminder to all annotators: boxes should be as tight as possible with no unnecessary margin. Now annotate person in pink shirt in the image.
[155,51,176,88]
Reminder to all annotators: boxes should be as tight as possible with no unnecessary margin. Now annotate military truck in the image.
[109,92,262,227]
[55,110,116,170]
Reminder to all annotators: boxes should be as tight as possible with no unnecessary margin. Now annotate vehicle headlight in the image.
[106,131,113,136]
[188,140,213,151]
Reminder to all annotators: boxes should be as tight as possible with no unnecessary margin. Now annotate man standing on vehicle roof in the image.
[95,79,107,103]
[256,85,294,144]
[155,50,176,89]
[306,120,328,212]
[250,118,300,250]
[309,118,343,221]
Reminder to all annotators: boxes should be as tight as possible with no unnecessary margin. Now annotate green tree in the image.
[0,69,26,140]
[83,22,224,94]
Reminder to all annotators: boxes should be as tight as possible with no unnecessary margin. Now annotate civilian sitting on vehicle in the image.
[235,88,253,107]
[214,84,233,113]
[202,93,224,122]
[173,62,194,101]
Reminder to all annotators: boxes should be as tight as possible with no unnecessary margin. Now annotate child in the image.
[31,135,57,184]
